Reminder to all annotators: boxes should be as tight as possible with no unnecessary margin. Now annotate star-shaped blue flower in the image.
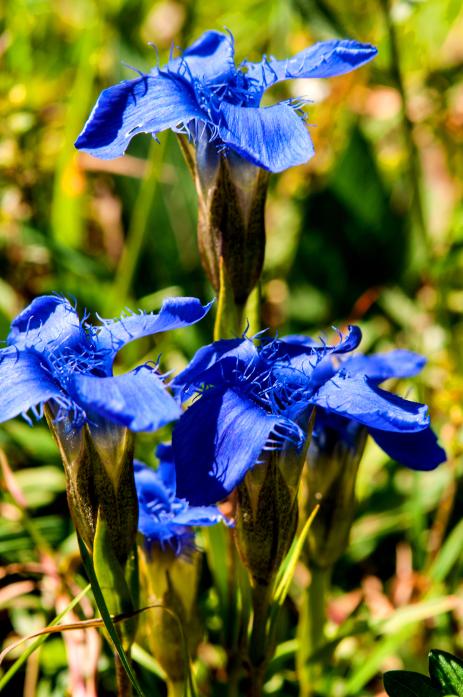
[0,294,211,432]
[135,444,232,556]
[171,328,445,506]
[75,30,377,173]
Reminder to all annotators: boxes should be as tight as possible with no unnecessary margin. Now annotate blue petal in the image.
[169,30,235,81]
[156,443,177,492]
[172,505,232,527]
[218,101,314,172]
[75,73,205,159]
[342,350,426,383]
[7,295,86,358]
[312,373,430,433]
[173,388,286,505]
[369,426,446,471]
[134,460,171,506]
[244,39,378,91]
[93,297,212,368]
[172,338,258,400]
[0,347,65,423]
[70,365,181,431]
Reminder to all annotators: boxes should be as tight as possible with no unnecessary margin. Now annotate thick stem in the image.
[115,652,132,697]
[167,681,186,697]
[246,582,273,697]
[297,566,331,697]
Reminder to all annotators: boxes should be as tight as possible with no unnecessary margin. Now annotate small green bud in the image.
[305,427,368,569]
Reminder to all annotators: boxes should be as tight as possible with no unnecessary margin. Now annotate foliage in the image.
[1,0,463,695]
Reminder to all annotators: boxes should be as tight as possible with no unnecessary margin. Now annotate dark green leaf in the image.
[429,650,463,696]
[383,671,444,697]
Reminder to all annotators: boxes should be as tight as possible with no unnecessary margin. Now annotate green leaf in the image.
[77,535,146,697]
[429,650,463,696]
[268,505,319,643]
[383,670,444,697]
[0,584,90,692]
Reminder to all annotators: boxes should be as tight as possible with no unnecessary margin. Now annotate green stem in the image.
[115,652,133,697]
[380,0,428,267]
[247,582,273,697]
[297,566,331,697]
[167,681,186,697]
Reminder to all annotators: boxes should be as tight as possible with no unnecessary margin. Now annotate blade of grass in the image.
[77,535,146,697]
[0,583,90,691]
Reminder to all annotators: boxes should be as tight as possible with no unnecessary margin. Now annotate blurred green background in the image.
[1,0,463,695]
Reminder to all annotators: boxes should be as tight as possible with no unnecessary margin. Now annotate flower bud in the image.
[235,444,304,588]
[194,138,269,306]
[304,422,367,569]
[46,407,137,567]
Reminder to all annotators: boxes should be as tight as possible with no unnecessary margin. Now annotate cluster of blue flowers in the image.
[0,294,445,556]
[170,329,445,507]
[1,30,446,569]
[75,29,377,172]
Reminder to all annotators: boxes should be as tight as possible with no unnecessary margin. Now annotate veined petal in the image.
[7,295,85,357]
[173,388,285,505]
[244,39,377,90]
[0,348,65,423]
[342,350,426,383]
[312,373,430,433]
[93,297,212,368]
[75,73,205,159]
[70,365,180,431]
[369,426,446,471]
[172,338,258,400]
[169,30,235,81]
[218,101,314,172]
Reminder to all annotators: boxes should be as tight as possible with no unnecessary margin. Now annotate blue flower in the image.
[0,294,211,432]
[75,30,377,173]
[135,444,232,556]
[171,328,445,506]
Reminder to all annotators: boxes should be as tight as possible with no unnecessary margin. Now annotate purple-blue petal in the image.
[369,426,446,471]
[169,30,235,81]
[218,101,314,172]
[75,73,205,159]
[70,365,180,431]
[312,373,430,433]
[7,295,86,357]
[172,337,258,400]
[342,350,426,383]
[93,297,213,369]
[0,347,65,423]
[173,387,285,505]
[156,443,177,492]
[134,460,171,507]
[172,505,232,527]
[244,39,378,91]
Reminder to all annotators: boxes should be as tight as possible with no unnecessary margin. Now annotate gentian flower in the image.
[0,293,211,431]
[0,293,211,562]
[75,30,377,306]
[135,444,231,557]
[171,328,445,507]
[75,29,377,173]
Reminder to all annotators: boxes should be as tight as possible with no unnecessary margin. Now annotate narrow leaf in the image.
[77,535,146,697]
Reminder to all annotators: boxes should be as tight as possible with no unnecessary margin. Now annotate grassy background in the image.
[1,0,463,695]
